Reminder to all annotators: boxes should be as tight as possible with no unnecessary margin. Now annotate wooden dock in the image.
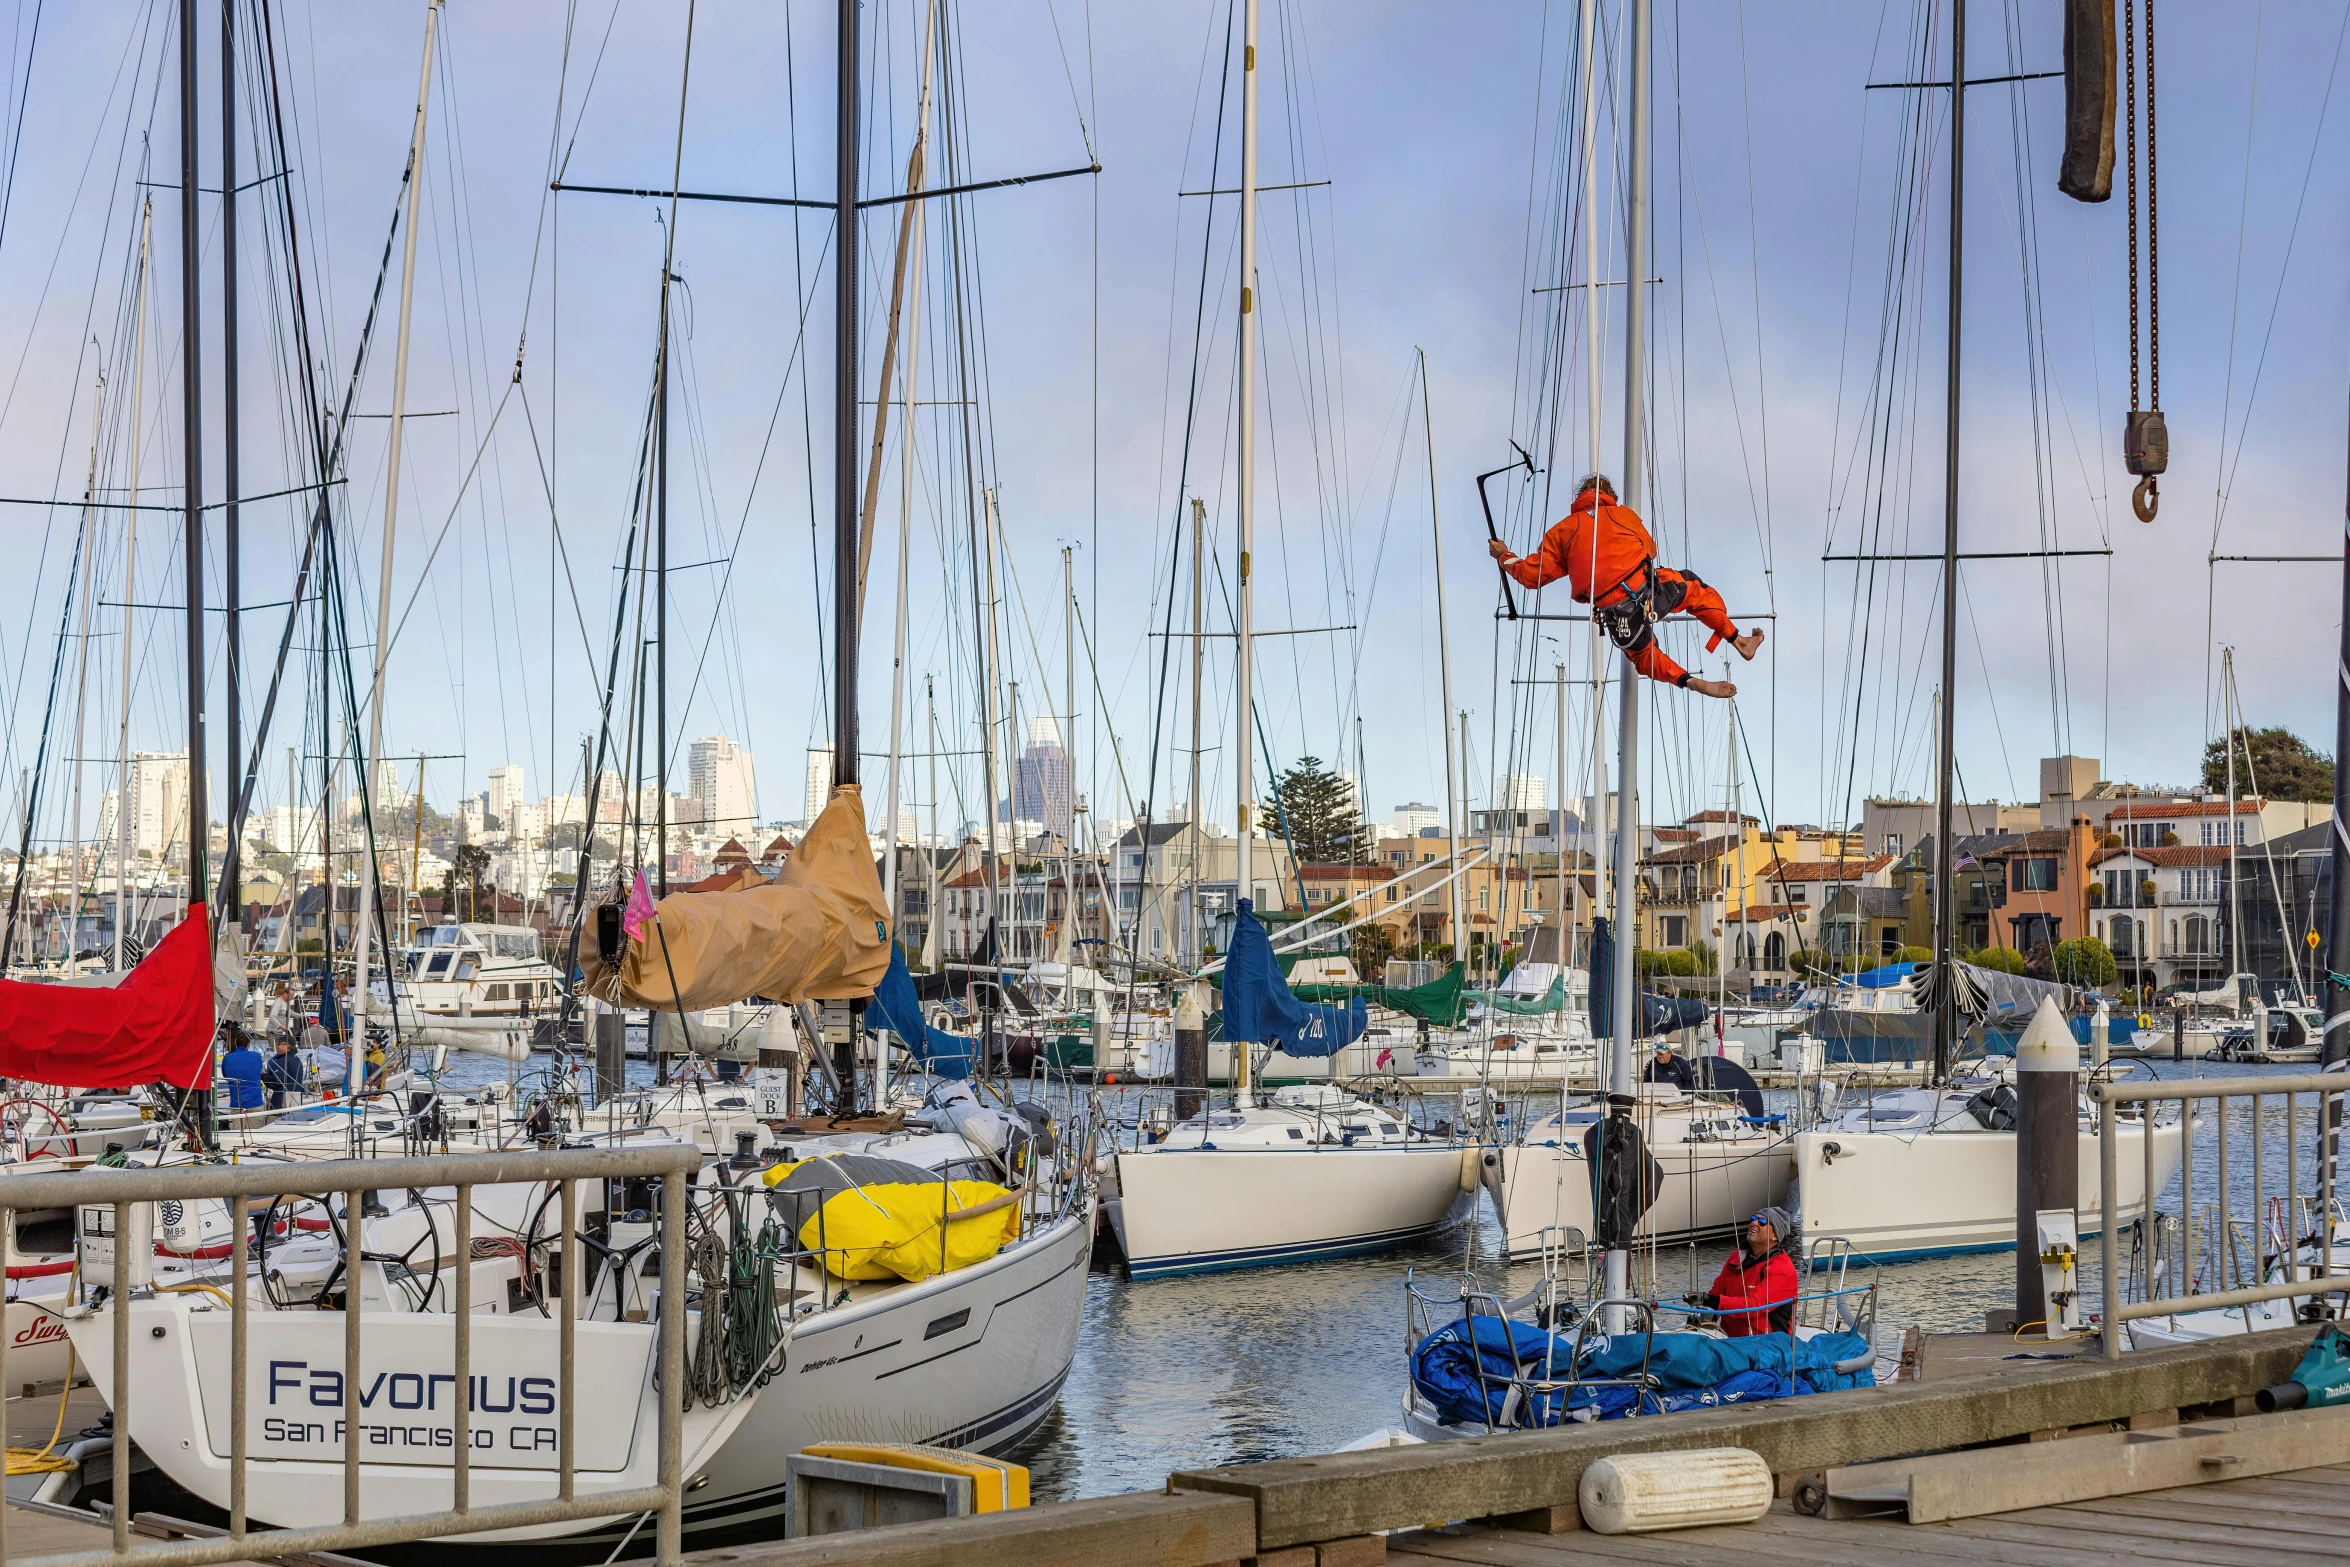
[683,1324,2336,1567]
[1384,1464,2350,1565]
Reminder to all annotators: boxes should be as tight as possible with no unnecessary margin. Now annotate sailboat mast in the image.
[1233,0,1258,1098]
[1555,662,1568,970]
[1604,0,1651,1325]
[66,373,104,965]
[2321,391,2350,1103]
[179,0,207,923]
[925,675,942,968]
[831,0,860,800]
[655,6,694,897]
[221,0,241,946]
[881,0,936,1102]
[1420,353,1463,958]
[1188,495,1204,968]
[1062,542,1076,989]
[979,488,1004,918]
[118,199,149,972]
[1930,0,1966,1087]
[2224,650,2243,998]
[354,0,440,1059]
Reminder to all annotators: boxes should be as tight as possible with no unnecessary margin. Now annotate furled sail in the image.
[1222,899,1365,1058]
[579,787,889,1012]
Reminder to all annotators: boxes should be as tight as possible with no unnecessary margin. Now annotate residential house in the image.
[2105,796,2324,851]
[1102,821,1295,963]
[1975,818,2101,959]
[2089,842,2229,991]
[1722,904,1810,979]
[1759,856,1894,937]
[2220,821,2330,995]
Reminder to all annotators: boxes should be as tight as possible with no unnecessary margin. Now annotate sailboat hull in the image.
[1497,1125,1794,1259]
[1109,1144,1466,1277]
[1791,1118,2185,1261]
[64,1208,1094,1560]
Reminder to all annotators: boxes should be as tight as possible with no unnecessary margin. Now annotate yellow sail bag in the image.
[786,1176,1022,1282]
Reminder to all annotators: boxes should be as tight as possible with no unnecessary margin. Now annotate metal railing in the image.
[2097,1071,2345,1360]
[0,1142,699,1567]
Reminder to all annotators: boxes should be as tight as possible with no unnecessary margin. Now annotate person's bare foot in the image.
[1733,628,1765,660]
[1686,676,1737,699]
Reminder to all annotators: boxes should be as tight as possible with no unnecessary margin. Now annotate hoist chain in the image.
[2145,0,2158,413]
[2123,0,2164,524]
[2125,0,2139,411]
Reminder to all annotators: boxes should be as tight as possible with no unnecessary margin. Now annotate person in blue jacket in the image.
[219,1025,267,1114]
[262,1037,306,1109]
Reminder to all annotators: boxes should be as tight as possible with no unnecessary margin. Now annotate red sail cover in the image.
[0,903,216,1089]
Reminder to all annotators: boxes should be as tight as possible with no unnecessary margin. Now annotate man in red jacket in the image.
[1487,474,1762,698]
[1689,1206,1798,1337]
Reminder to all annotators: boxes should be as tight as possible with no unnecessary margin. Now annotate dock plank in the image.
[1938,1512,2343,1565]
[1176,1325,2320,1549]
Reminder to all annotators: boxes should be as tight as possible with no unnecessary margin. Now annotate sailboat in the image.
[1106,0,1468,1278]
[1782,0,2187,1264]
[28,1,1099,1550]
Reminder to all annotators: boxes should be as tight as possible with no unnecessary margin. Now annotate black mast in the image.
[180,0,207,917]
[2324,397,2350,1143]
[655,280,669,895]
[221,0,240,930]
[1930,0,1965,1087]
[832,0,859,796]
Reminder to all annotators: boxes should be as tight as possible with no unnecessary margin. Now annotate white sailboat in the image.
[1109,2,1466,1278]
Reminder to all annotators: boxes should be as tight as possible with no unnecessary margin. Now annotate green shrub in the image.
[2052,936,2118,989]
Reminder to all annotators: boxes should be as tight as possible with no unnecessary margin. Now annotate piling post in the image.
[2017,995,2083,1336]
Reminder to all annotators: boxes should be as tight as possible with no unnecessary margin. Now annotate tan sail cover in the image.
[579,786,888,1011]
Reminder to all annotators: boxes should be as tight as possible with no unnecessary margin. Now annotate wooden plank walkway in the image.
[1387,1462,2350,1564]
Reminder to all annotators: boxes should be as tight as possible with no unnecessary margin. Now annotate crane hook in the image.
[2132,474,2159,524]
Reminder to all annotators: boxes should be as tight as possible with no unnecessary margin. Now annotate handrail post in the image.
[454,1183,471,1515]
[113,1199,130,1555]
[559,1178,575,1503]
[2,1203,10,1567]
[658,1154,687,1567]
[2099,1083,2120,1360]
[230,1194,248,1541]
[343,1183,361,1527]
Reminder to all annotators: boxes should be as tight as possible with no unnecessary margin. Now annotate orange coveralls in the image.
[1502,487,1740,687]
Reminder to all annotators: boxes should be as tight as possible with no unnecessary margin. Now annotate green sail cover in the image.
[1467,975,1566,1015]
[1287,962,1468,1028]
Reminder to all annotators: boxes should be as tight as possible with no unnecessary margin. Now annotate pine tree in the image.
[2202,726,2335,804]
[1270,756,1371,863]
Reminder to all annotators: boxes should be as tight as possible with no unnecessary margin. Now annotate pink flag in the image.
[622,868,656,943]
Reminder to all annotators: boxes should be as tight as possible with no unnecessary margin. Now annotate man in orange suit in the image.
[1488,474,1762,699]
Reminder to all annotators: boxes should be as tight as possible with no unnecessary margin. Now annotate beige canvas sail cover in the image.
[579,786,888,1011]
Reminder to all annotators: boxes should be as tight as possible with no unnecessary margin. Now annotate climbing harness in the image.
[1594,560,1687,665]
[2122,0,2164,522]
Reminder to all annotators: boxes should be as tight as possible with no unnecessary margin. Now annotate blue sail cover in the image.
[870,944,976,1079]
[1221,900,1365,1057]
[1588,916,1714,1040]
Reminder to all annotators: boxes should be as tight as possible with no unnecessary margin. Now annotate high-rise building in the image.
[803,745,834,825]
[124,751,190,858]
[1497,773,1547,811]
[1392,801,1442,837]
[486,765,527,825]
[689,735,757,832]
[1013,717,1072,837]
[370,758,404,814]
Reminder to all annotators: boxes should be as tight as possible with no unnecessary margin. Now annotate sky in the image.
[0,0,2346,868]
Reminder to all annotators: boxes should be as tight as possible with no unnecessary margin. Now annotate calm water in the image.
[436,1048,2322,1502]
[1023,1057,2330,1500]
